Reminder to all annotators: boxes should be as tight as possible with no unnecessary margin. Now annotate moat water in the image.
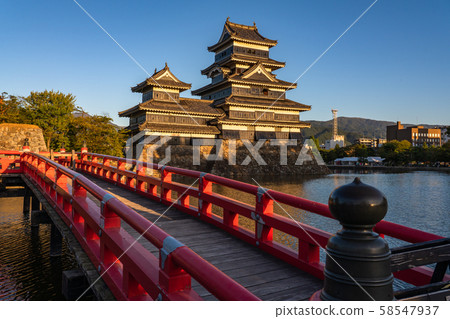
[0,170,448,300]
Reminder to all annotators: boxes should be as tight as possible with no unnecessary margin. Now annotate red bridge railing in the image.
[19,152,259,301]
[62,152,448,288]
[0,151,23,174]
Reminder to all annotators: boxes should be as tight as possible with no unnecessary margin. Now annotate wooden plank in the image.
[204,254,281,272]
[246,275,322,298]
[262,285,319,301]
[191,262,284,289]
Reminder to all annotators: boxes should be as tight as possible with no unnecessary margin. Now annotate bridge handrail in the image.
[21,152,259,301]
[0,151,22,155]
[69,152,446,287]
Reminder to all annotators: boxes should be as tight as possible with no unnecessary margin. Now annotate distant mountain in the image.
[302,117,440,145]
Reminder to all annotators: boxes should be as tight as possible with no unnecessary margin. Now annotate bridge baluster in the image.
[158,237,191,296]
[103,157,110,181]
[56,169,68,211]
[160,167,172,203]
[117,160,126,185]
[223,209,238,228]
[91,155,98,175]
[38,159,45,188]
[254,187,273,246]
[123,269,148,300]
[198,174,212,218]
[72,177,87,229]
[136,164,146,193]
[45,162,55,197]
[80,151,87,171]
[298,241,320,264]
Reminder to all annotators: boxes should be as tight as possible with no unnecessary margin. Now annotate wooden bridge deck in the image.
[83,174,323,301]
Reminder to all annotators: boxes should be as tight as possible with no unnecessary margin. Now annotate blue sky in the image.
[1,0,449,126]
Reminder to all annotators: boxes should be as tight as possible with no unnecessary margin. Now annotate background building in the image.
[356,137,386,148]
[324,109,345,150]
[387,121,441,147]
[440,127,449,144]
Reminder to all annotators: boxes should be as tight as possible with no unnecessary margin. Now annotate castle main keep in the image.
[119,18,311,143]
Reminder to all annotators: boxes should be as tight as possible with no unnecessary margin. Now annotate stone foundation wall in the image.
[0,123,47,152]
[143,140,330,177]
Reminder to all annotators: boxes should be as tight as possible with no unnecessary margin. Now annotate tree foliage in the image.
[1,90,128,156]
[23,90,77,150]
[0,92,27,123]
[68,115,128,156]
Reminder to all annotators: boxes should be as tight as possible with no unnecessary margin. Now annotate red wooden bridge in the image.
[0,149,448,301]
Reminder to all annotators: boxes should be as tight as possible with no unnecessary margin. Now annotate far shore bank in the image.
[327,165,450,173]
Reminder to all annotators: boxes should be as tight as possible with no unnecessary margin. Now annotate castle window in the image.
[263,89,268,96]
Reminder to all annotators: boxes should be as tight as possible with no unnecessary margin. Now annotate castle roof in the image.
[119,97,222,117]
[201,54,285,75]
[192,62,296,96]
[212,95,311,111]
[131,63,191,93]
[139,122,221,135]
[208,19,277,52]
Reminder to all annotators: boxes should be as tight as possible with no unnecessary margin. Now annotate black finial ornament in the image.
[154,67,157,74]
[320,178,393,301]
[24,138,30,146]
[226,16,230,22]
[164,62,168,68]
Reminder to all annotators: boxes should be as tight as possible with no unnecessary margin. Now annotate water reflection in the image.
[0,197,77,301]
[242,171,450,240]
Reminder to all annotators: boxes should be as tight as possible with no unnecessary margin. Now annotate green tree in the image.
[23,90,77,150]
[0,92,27,123]
[68,114,128,156]
[379,140,411,166]
[354,144,368,158]
[311,136,320,149]
[334,144,347,158]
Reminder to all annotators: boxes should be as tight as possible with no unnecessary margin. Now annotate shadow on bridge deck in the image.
[82,174,323,301]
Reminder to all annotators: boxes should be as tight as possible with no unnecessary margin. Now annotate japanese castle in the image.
[119,18,311,142]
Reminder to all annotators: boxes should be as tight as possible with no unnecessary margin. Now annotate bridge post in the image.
[158,237,191,297]
[23,188,31,215]
[22,138,30,152]
[81,141,88,154]
[198,174,212,217]
[117,160,126,185]
[50,223,62,257]
[160,167,172,203]
[103,157,110,180]
[254,187,273,246]
[31,193,40,212]
[80,142,88,171]
[71,150,76,170]
[312,177,393,301]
